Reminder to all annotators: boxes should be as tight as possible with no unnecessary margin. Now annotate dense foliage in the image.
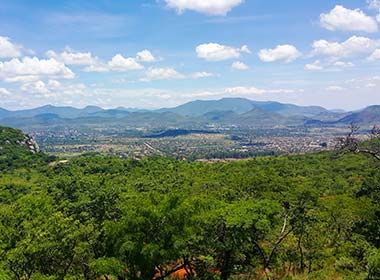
[0,127,380,279]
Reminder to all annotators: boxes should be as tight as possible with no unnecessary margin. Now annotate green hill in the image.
[0,125,380,280]
[0,126,51,170]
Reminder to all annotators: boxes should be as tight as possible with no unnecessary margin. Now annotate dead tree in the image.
[335,123,380,161]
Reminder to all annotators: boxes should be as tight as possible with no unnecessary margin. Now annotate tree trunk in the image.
[298,235,304,273]
[220,250,231,280]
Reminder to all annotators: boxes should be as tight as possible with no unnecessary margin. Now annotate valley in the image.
[0,98,374,159]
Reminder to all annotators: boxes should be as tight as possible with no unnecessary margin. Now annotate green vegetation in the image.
[0,126,54,171]
[0,126,380,279]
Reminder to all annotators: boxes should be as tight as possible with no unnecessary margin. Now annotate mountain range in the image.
[0,98,378,130]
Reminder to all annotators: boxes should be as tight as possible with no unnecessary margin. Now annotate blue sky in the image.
[0,0,380,110]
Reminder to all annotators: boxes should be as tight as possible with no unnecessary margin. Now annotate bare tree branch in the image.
[335,123,380,161]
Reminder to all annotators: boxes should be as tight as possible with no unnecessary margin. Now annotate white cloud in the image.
[367,0,380,10]
[377,14,380,23]
[366,83,377,88]
[164,0,244,16]
[83,50,156,72]
[0,36,23,58]
[141,67,214,81]
[142,67,184,81]
[47,79,62,89]
[21,80,52,96]
[136,50,156,62]
[83,64,109,73]
[59,83,87,96]
[232,61,249,70]
[305,60,354,71]
[312,36,380,58]
[196,43,250,61]
[0,88,10,95]
[320,5,378,33]
[20,80,87,98]
[46,47,100,66]
[258,44,302,63]
[305,60,324,71]
[224,86,300,95]
[0,57,75,83]
[189,71,214,78]
[108,54,144,71]
[368,49,380,61]
[240,45,251,54]
[333,61,354,68]
[326,85,345,92]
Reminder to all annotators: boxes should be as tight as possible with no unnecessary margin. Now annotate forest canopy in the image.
[0,126,380,280]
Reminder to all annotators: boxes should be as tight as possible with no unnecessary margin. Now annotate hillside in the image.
[0,126,51,170]
[0,126,39,153]
[337,105,380,125]
[0,125,380,279]
[159,98,329,117]
[158,98,256,116]
[8,105,104,119]
[231,107,286,127]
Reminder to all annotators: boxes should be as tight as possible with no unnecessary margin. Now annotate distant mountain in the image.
[231,108,286,127]
[250,101,327,117]
[89,109,130,118]
[0,100,378,131]
[159,98,329,117]
[201,111,240,123]
[310,111,349,122]
[158,98,255,116]
[0,108,10,118]
[1,105,104,119]
[336,105,380,125]
[0,114,65,128]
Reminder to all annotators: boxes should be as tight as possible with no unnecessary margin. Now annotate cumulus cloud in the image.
[0,36,23,58]
[0,57,75,83]
[320,5,378,33]
[84,50,156,72]
[141,67,214,81]
[232,61,249,70]
[368,49,380,61]
[46,47,100,66]
[136,50,156,62]
[107,54,144,71]
[196,43,250,61]
[164,0,244,16]
[312,36,380,58]
[258,45,302,63]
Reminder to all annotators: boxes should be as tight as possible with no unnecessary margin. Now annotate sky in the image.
[0,0,380,110]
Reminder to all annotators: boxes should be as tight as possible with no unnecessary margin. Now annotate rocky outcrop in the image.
[0,126,40,153]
